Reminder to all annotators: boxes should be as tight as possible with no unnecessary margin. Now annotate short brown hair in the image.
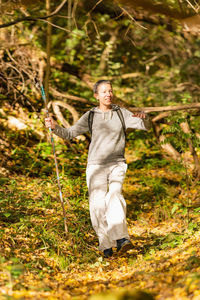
[93,80,112,94]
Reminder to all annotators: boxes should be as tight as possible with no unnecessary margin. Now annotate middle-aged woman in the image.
[45,80,152,258]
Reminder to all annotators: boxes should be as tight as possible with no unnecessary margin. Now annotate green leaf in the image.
[3,212,11,218]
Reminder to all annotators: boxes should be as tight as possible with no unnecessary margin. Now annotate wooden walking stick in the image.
[36,79,68,235]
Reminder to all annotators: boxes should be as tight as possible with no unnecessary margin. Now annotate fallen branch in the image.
[152,112,171,122]
[52,102,70,128]
[153,123,181,161]
[48,100,79,125]
[129,103,200,113]
[159,134,181,161]
[50,87,93,104]
[104,72,141,80]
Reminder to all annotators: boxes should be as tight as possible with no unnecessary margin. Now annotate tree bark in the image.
[180,120,200,179]
[153,123,181,161]
[99,29,118,71]
[129,103,200,113]
[68,0,72,30]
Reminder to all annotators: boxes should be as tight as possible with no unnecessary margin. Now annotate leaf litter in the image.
[1,154,200,299]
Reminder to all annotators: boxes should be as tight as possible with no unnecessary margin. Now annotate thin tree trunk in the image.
[68,0,72,30]
[99,30,118,71]
[180,120,200,179]
[153,123,181,160]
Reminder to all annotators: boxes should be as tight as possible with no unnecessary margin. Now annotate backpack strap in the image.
[88,107,126,136]
[88,110,95,135]
[116,108,126,136]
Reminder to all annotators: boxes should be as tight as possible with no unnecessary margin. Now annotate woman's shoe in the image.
[117,238,133,253]
[103,248,113,258]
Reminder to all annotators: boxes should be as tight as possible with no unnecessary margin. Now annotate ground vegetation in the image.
[0,0,200,299]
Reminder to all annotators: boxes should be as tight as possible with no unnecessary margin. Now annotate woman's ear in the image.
[94,93,99,100]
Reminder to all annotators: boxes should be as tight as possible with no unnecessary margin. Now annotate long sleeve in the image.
[121,108,152,131]
[53,111,90,140]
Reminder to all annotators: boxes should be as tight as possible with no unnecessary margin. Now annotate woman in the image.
[45,80,151,258]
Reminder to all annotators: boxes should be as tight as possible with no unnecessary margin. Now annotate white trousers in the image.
[86,162,130,251]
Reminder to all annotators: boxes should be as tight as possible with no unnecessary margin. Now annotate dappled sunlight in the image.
[1,0,200,298]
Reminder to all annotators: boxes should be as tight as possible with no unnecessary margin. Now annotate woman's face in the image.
[95,83,113,107]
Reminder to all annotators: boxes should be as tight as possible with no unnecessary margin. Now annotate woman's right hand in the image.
[45,117,55,130]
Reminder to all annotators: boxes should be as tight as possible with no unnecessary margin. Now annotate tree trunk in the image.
[68,0,72,30]
[180,120,200,179]
[153,123,181,161]
[99,30,118,71]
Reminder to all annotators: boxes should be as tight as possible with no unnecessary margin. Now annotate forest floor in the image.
[1,142,200,300]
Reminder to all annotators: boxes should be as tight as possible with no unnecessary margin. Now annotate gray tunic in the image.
[53,105,151,165]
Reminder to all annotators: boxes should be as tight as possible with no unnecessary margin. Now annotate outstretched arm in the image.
[122,109,152,131]
[45,111,90,140]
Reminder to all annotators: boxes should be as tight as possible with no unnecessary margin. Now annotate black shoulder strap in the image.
[88,110,94,135]
[88,108,126,136]
[116,108,126,135]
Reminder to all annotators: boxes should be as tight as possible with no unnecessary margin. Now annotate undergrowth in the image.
[1,118,200,299]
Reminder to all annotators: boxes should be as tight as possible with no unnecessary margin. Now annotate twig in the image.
[0,0,68,29]
[48,0,68,16]
[38,18,78,35]
[83,18,100,39]
[119,6,147,30]
[5,62,25,89]
[5,49,34,83]
[185,0,199,13]
[0,72,39,114]
[87,0,104,15]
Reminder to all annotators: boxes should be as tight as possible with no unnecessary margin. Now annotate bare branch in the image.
[104,72,141,80]
[50,87,95,104]
[83,18,100,40]
[129,103,200,113]
[87,0,104,15]
[185,0,199,13]
[119,5,147,30]
[53,101,79,124]
[152,112,171,122]
[37,19,72,34]
[0,0,68,29]
[153,123,181,161]
[159,134,181,161]
[52,102,71,128]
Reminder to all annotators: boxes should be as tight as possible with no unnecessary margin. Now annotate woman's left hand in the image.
[132,112,146,119]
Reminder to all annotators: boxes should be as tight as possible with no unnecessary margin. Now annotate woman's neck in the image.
[99,104,112,112]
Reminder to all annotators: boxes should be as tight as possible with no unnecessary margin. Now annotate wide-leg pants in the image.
[86,162,130,251]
